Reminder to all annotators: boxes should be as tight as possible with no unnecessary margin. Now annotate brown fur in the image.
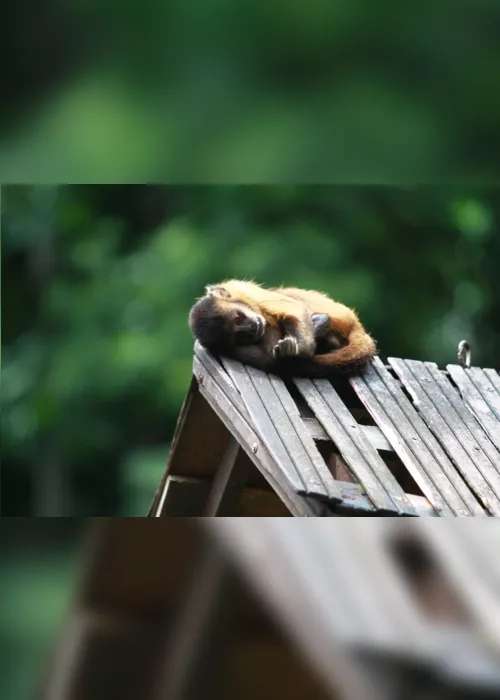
[189,280,376,376]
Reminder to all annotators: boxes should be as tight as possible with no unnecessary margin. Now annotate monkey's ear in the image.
[205,284,230,298]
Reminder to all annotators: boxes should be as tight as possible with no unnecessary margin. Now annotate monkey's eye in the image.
[235,312,244,325]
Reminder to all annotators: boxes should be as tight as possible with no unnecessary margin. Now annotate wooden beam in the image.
[153,545,246,700]
[155,474,437,518]
[204,438,250,516]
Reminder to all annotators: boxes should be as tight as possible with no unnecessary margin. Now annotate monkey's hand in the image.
[272,336,300,358]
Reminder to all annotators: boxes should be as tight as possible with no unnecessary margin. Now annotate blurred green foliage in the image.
[0,521,83,700]
[2,184,499,516]
[2,1,500,180]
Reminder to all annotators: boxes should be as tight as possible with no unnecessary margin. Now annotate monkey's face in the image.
[189,293,265,350]
[230,303,266,345]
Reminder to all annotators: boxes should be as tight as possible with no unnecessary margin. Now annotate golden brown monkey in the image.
[188,279,376,376]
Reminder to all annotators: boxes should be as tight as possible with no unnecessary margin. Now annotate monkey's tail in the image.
[282,330,377,378]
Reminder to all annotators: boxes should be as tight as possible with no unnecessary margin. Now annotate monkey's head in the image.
[189,285,266,351]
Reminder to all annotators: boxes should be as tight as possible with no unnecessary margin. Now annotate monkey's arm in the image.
[261,301,317,358]
[229,345,279,372]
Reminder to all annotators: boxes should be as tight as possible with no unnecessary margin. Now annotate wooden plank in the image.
[307,522,429,654]
[194,342,246,415]
[351,360,479,517]
[204,439,249,516]
[467,368,500,421]
[295,377,413,515]
[221,359,309,496]
[149,375,235,515]
[157,474,437,518]
[424,363,500,478]
[243,365,334,500]
[206,519,385,700]
[346,521,431,649]
[156,475,296,516]
[268,373,342,502]
[447,364,500,452]
[435,625,500,690]
[373,358,484,516]
[389,358,500,516]
[157,475,211,516]
[484,369,500,399]
[193,355,325,517]
[154,545,244,700]
[419,521,500,654]
[300,417,394,452]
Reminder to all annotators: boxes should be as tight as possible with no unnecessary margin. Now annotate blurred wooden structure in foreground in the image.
[150,343,500,517]
[40,519,500,700]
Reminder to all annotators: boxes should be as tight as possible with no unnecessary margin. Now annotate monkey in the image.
[188,280,376,376]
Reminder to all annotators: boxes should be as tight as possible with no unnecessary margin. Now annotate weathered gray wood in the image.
[447,364,500,452]
[156,475,211,516]
[295,377,412,514]
[468,367,500,421]
[371,359,485,516]
[360,425,393,452]
[436,625,500,689]
[194,342,246,415]
[424,363,500,478]
[206,519,387,700]
[196,343,392,453]
[157,473,437,517]
[204,438,249,516]
[484,368,500,399]
[345,521,432,650]
[240,364,335,500]
[420,521,500,654]
[193,355,325,517]
[390,358,500,516]
[220,358,310,496]
[149,377,199,516]
[268,373,342,502]
[313,377,419,515]
[302,417,393,451]
[351,363,471,517]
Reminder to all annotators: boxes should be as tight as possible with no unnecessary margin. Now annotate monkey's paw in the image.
[273,337,299,358]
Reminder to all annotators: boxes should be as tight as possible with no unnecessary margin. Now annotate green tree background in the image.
[2,184,499,517]
[2,2,500,180]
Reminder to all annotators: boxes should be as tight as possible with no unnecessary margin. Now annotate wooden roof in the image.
[150,343,500,517]
[206,518,500,696]
[40,519,500,700]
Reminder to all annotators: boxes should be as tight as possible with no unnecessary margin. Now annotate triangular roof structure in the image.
[150,342,500,517]
[39,519,500,700]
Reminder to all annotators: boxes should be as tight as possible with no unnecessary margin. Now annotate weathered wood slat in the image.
[268,373,342,502]
[196,343,392,453]
[483,369,500,399]
[424,363,500,478]
[467,368,500,421]
[220,359,309,496]
[345,521,431,650]
[235,363,337,501]
[206,520,383,700]
[193,355,325,517]
[370,358,484,516]
[351,362,471,517]
[420,521,500,654]
[157,474,437,517]
[156,475,210,516]
[204,439,249,516]
[449,521,500,593]
[294,377,413,514]
[389,358,500,516]
[447,364,500,452]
